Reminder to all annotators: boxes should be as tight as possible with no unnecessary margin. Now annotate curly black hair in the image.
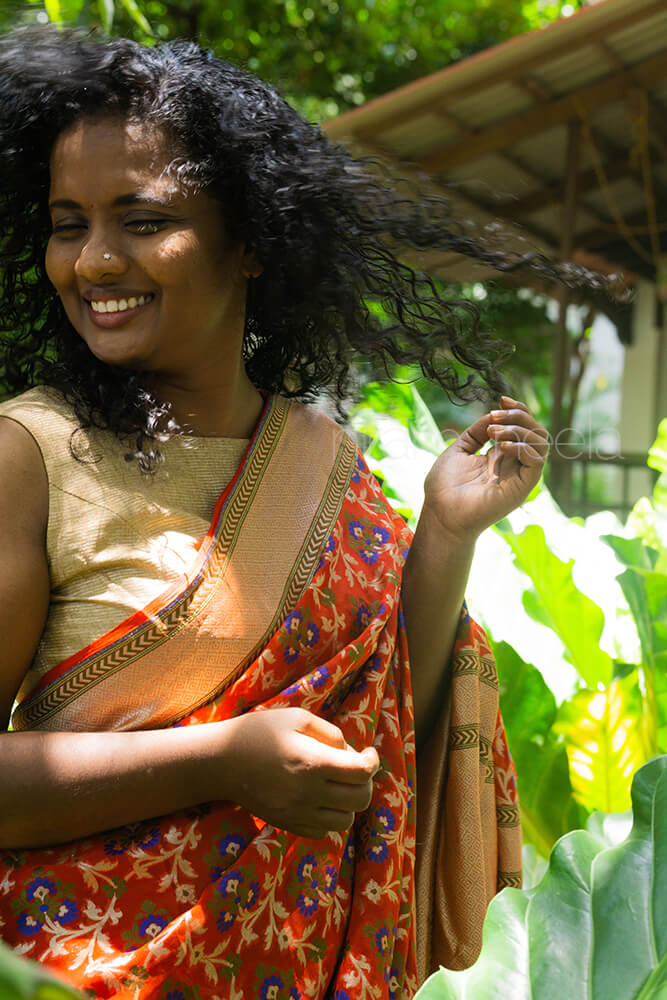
[0,27,606,467]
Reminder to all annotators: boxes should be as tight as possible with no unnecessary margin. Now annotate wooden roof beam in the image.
[575,198,667,252]
[419,48,667,174]
[432,105,557,189]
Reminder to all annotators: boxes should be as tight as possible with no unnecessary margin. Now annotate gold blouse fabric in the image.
[0,386,247,718]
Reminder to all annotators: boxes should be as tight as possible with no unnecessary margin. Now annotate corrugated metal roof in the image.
[324,0,667,284]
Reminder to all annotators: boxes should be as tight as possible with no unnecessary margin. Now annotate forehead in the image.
[49,117,181,199]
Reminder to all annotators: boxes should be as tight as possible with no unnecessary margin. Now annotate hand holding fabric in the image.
[225,707,380,839]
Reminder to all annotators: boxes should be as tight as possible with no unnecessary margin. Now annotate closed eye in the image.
[126,219,170,234]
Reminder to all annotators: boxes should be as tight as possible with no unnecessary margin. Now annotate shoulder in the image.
[0,385,77,432]
[0,403,49,540]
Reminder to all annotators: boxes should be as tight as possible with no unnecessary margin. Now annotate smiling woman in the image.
[0,26,556,1000]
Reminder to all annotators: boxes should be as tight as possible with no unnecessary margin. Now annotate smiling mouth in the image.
[89,293,154,314]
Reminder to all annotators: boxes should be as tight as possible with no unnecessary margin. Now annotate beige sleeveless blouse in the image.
[0,386,248,706]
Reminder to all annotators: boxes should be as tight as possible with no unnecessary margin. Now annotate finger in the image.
[321,748,380,786]
[296,710,347,750]
[313,807,356,832]
[491,407,549,439]
[488,424,549,453]
[500,395,529,412]
[494,440,545,467]
[323,777,374,813]
[291,823,331,840]
[456,413,495,453]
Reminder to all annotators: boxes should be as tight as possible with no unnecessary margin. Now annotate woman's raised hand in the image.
[423,395,549,541]
[223,707,380,839]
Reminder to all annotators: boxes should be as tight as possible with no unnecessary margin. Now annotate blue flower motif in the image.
[351,670,368,694]
[138,913,168,938]
[376,806,397,832]
[136,827,160,850]
[284,610,303,634]
[297,854,317,884]
[217,832,247,859]
[218,869,244,898]
[333,992,352,1000]
[387,966,401,998]
[366,841,389,864]
[166,991,186,1000]
[289,989,301,1000]
[56,898,78,925]
[245,879,261,910]
[282,642,300,665]
[310,665,329,688]
[355,603,374,633]
[375,925,391,955]
[216,909,236,934]
[303,622,320,648]
[322,865,337,896]
[104,824,160,856]
[296,892,318,917]
[317,535,337,571]
[350,456,364,483]
[26,877,56,902]
[343,837,355,864]
[17,911,42,936]
[260,974,284,999]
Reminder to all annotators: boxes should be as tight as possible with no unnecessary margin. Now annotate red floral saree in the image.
[0,394,520,999]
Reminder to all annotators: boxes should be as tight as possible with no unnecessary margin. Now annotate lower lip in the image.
[86,298,154,328]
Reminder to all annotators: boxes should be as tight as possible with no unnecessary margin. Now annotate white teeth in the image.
[90,294,151,314]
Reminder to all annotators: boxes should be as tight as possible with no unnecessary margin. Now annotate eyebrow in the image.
[48,194,178,211]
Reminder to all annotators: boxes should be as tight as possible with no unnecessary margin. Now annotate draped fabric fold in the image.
[0,395,520,999]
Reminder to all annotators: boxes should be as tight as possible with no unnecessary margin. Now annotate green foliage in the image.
[415,755,667,1000]
[493,642,586,859]
[494,521,613,689]
[353,381,667,850]
[13,0,585,118]
[0,939,83,1000]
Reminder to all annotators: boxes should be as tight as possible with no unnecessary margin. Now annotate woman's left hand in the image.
[423,395,549,541]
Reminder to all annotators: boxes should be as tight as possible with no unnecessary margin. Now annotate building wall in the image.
[620,279,666,499]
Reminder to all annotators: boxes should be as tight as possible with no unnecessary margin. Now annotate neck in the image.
[149,364,264,439]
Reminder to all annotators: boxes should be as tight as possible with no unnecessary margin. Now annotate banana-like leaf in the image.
[117,0,153,36]
[495,522,613,688]
[415,755,667,1000]
[44,0,85,24]
[555,670,653,813]
[0,939,83,999]
[98,0,114,31]
[493,641,587,856]
[603,535,667,754]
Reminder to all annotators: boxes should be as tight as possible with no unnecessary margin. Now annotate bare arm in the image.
[402,398,549,749]
[0,418,378,849]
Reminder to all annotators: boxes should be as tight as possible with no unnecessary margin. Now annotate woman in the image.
[0,28,551,999]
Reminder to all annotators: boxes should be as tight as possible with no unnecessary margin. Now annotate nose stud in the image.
[103,252,111,260]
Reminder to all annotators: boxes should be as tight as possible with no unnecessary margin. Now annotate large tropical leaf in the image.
[415,755,667,1000]
[493,641,587,856]
[0,939,83,1000]
[603,534,667,753]
[555,670,654,813]
[495,522,613,689]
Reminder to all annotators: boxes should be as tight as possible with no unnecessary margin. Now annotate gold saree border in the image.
[13,397,356,731]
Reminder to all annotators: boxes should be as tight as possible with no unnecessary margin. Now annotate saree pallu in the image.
[0,394,521,999]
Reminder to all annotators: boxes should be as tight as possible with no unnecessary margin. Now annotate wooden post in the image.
[550,117,581,507]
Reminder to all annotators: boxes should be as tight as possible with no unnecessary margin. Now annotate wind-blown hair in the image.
[0,28,603,465]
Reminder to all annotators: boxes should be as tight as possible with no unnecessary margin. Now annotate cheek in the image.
[44,240,72,293]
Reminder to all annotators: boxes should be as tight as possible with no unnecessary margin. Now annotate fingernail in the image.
[490,411,504,419]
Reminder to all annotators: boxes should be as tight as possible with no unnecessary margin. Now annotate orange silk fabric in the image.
[0,441,520,999]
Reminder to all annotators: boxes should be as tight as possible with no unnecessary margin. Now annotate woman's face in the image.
[46,117,256,378]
